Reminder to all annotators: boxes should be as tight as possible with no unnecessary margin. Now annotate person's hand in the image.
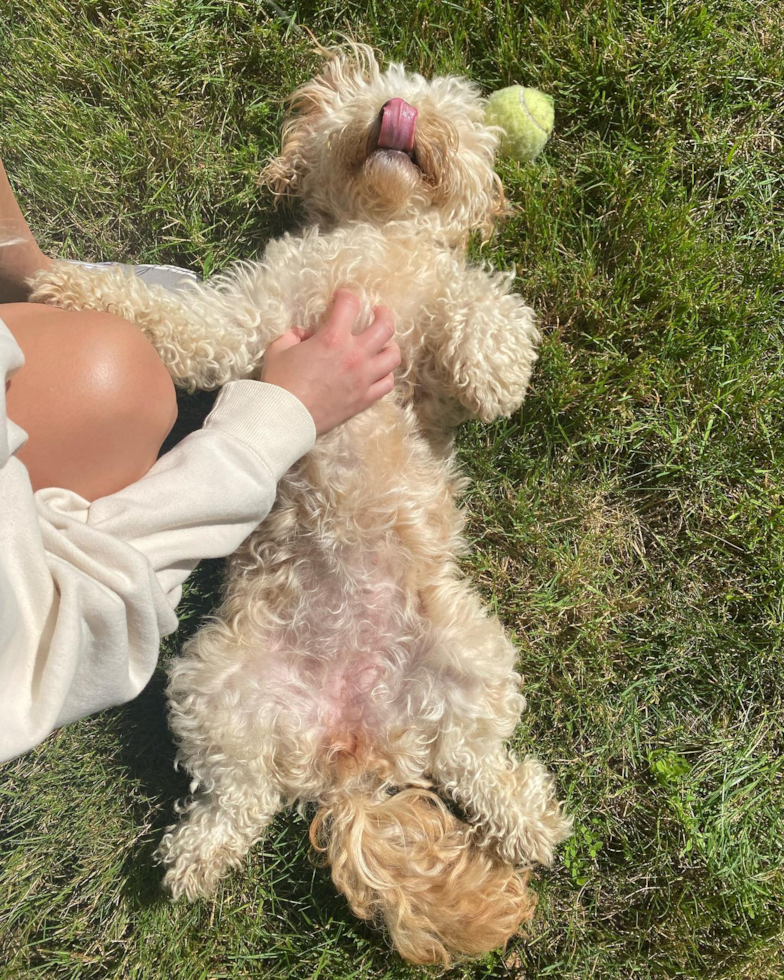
[259,290,400,435]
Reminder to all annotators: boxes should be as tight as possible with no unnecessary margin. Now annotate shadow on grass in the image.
[109,382,227,908]
[110,675,186,908]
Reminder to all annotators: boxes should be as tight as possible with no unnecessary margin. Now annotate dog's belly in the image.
[256,550,435,750]
[225,398,466,788]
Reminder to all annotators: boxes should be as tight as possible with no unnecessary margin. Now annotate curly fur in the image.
[29,44,571,963]
[310,788,536,966]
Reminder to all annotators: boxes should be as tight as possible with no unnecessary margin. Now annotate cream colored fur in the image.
[29,45,571,964]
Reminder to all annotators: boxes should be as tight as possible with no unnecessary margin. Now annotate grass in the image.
[1,0,783,977]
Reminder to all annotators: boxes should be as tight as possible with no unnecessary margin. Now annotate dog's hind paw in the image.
[160,856,226,902]
[489,802,573,868]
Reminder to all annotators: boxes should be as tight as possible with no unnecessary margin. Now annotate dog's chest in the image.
[247,224,457,352]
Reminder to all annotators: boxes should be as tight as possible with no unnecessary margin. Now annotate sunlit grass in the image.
[1,1,782,977]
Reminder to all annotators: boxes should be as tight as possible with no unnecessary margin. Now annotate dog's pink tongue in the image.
[377,98,418,152]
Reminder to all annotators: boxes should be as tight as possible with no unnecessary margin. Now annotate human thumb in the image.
[266,329,305,354]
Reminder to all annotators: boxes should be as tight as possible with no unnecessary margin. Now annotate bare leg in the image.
[0,157,177,498]
[3,302,177,500]
[0,159,52,302]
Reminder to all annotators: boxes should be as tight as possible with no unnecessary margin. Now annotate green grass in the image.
[1,1,783,977]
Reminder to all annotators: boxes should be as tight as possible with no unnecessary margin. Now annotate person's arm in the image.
[0,291,399,762]
[0,327,315,761]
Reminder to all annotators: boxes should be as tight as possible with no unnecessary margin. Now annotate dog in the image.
[30,44,571,965]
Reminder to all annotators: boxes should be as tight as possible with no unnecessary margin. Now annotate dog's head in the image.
[264,44,502,242]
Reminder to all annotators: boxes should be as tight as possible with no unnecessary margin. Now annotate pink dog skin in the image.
[378,98,418,152]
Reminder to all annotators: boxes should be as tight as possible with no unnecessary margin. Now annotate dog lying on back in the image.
[31,44,571,964]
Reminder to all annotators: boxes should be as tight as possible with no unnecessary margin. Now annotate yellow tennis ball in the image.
[486,86,554,162]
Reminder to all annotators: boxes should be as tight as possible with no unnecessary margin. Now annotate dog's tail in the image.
[309,786,535,965]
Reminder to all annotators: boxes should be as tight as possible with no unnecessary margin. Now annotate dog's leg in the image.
[419,264,540,425]
[154,619,291,900]
[27,260,264,389]
[430,651,571,868]
[432,742,571,868]
[156,781,282,901]
[419,581,571,867]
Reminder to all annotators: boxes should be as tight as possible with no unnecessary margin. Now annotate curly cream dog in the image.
[31,45,571,964]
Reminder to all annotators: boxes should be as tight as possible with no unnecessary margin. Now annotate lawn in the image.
[1,1,783,977]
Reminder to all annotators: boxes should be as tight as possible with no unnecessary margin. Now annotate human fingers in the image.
[316,289,361,344]
[365,371,395,405]
[368,340,401,382]
[358,305,395,354]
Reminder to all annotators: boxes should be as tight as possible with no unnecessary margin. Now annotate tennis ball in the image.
[486,86,554,162]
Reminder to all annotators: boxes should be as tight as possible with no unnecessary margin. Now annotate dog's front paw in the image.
[160,856,223,902]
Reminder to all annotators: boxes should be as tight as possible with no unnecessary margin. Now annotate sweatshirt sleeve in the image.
[0,320,315,762]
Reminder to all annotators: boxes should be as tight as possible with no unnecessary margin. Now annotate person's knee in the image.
[5,305,177,498]
[79,313,178,446]
[68,314,178,493]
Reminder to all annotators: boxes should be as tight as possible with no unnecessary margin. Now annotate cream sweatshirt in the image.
[0,318,316,762]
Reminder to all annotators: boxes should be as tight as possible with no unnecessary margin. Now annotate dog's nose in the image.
[377,98,418,153]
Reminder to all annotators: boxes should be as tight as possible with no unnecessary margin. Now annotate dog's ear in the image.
[476,170,506,242]
[261,115,310,201]
[261,43,380,201]
[311,41,380,98]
